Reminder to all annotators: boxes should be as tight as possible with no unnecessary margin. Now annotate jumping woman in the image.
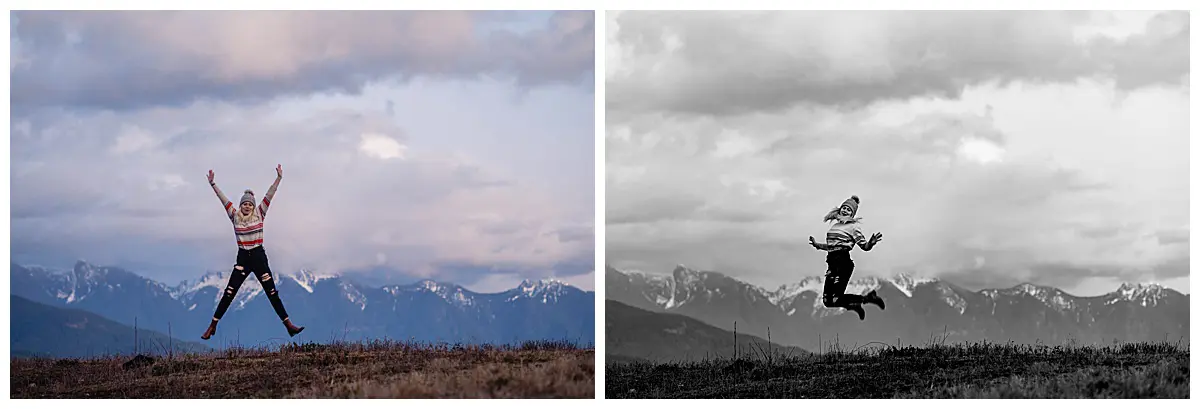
[201,164,304,340]
[808,195,886,320]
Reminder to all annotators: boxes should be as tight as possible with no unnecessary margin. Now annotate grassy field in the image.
[11,340,594,398]
[606,340,1189,398]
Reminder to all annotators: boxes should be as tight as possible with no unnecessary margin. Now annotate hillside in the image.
[606,300,805,363]
[11,295,210,358]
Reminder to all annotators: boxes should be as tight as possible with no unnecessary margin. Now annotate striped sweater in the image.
[213,178,280,250]
[825,221,869,251]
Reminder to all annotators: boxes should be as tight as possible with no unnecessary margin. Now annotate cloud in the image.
[11,11,594,113]
[110,125,161,155]
[606,68,1188,295]
[10,76,594,287]
[1155,229,1189,246]
[358,133,408,160]
[606,11,1188,116]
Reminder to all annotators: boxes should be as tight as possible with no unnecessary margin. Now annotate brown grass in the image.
[11,340,594,399]
[607,340,1189,398]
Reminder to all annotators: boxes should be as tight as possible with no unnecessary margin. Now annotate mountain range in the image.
[11,261,595,355]
[606,264,1188,352]
[606,299,805,363]
[12,295,211,358]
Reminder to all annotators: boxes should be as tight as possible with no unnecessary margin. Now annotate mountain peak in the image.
[519,278,567,291]
[886,273,937,297]
[288,269,341,293]
[511,278,573,304]
[768,277,824,305]
[418,279,463,293]
[672,265,705,284]
[73,260,100,276]
[1006,282,1056,294]
[168,270,228,300]
[1113,282,1170,307]
[1118,282,1164,292]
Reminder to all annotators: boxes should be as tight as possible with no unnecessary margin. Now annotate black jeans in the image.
[822,249,865,308]
[213,246,290,322]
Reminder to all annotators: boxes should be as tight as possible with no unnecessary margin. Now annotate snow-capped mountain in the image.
[168,270,227,301]
[984,283,1078,313]
[11,261,595,349]
[289,269,341,293]
[384,279,476,308]
[508,279,574,304]
[10,261,193,351]
[1110,283,1171,307]
[886,273,937,298]
[605,264,1187,352]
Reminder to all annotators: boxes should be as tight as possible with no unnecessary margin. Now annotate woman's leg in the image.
[248,249,290,321]
[821,264,849,308]
[213,264,252,320]
[249,248,304,336]
[822,251,866,319]
[822,256,864,307]
[203,260,252,339]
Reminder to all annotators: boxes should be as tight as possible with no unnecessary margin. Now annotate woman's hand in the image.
[207,170,215,185]
[870,232,884,245]
[809,236,819,248]
[276,164,283,179]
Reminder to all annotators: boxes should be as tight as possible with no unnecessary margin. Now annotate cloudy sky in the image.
[10,11,595,292]
[605,11,1189,296]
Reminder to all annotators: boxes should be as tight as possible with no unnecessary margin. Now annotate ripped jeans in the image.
[822,249,865,308]
[212,246,290,322]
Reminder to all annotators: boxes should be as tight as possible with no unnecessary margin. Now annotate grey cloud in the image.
[1153,256,1190,279]
[606,189,707,225]
[553,226,596,243]
[695,206,775,224]
[607,11,1188,116]
[1103,11,1190,90]
[932,263,1121,294]
[12,11,594,113]
[478,219,534,236]
[1155,229,1189,245]
[1076,225,1128,240]
[485,11,596,88]
[1025,260,1191,292]
[606,104,1182,290]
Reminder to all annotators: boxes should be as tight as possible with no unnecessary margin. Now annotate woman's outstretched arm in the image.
[809,236,832,251]
[208,170,235,219]
[859,232,884,251]
[259,164,282,218]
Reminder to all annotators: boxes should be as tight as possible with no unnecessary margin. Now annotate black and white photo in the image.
[604,10,1189,399]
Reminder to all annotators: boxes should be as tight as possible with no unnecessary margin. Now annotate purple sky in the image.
[9,11,596,292]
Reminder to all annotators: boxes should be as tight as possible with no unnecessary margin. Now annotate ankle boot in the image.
[845,303,866,320]
[201,320,218,340]
[865,290,886,310]
[284,318,305,337]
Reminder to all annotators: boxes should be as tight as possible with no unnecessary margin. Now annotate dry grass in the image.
[606,340,1189,398]
[11,340,594,399]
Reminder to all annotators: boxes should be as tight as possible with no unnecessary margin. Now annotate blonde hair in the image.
[822,207,861,224]
[234,190,261,224]
[822,196,863,224]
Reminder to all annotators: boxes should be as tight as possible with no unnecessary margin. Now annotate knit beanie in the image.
[240,190,255,206]
[841,195,860,218]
